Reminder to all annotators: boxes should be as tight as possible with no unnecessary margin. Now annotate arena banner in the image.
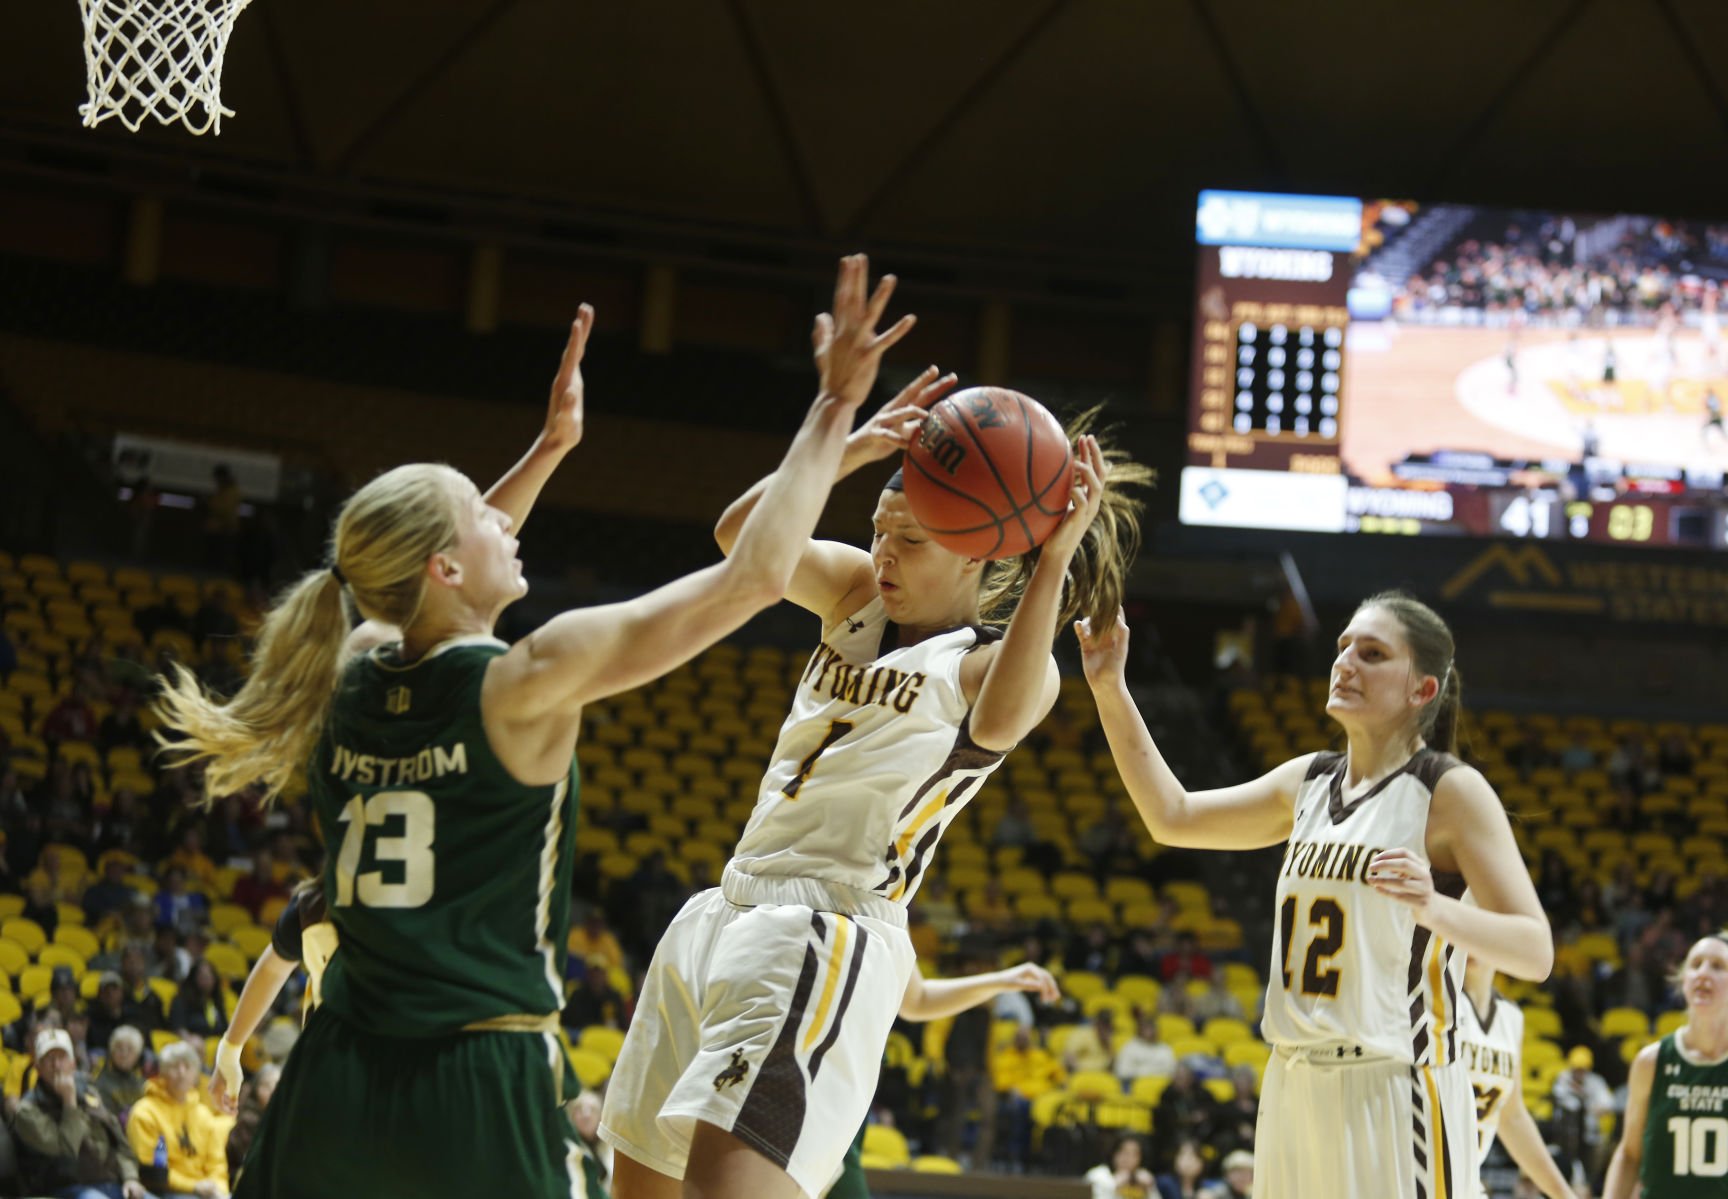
[1434,541,1728,626]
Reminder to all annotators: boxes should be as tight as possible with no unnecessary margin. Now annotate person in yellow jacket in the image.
[126,1041,230,1199]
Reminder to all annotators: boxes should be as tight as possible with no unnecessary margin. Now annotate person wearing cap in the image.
[1550,1044,1614,1186]
[88,974,130,1057]
[13,1026,151,1199]
[92,1026,148,1119]
[43,965,85,1027]
[1201,1150,1253,1199]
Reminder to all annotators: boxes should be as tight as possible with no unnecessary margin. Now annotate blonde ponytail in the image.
[977,406,1154,629]
[155,463,468,804]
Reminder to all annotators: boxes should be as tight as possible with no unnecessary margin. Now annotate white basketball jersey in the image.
[729,596,1006,905]
[1263,749,1468,1065]
[1457,989,1523,1164]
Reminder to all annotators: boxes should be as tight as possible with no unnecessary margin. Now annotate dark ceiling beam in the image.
[842,0,1072,240]
[256,0,314,170]
[1654,0,1728,146]
[1190,0,1287,185]
[723,0,826,235]
[1422,0,1595,197]
[330,0,524,173]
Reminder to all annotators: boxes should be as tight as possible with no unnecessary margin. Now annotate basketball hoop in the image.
[78,0,254,136]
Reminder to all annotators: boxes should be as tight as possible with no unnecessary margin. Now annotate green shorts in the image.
[235,1007,589,1198]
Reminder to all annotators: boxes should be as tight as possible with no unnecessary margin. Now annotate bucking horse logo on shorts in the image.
[713,1049,750,1091]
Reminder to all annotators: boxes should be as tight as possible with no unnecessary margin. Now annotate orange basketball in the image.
[901,387,1074,559]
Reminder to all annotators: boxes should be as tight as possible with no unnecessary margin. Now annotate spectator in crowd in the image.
[1116,929,1161,980]
[916,876,963,942]
[1599,940,1661,1017]
[1156,1138,1211,1199]
[992,797,1037,850]
[13,1027,148,1199]
[1157,970,1196,1021]
[1160,932,1213,983]
[228,852,285,922]
[152,869,207,937]
[84,859,138,925]
[1151,1065,1214,1164]
[1550,1045,1615,1186]
[1558,736,1595,773]
[1085,1134,1155,1199]
[98,698,152,756]
[966,879,1015,937]
[1210,1066,1261,1161]
[92,1026,148,1119]
[116,948,165,1036]
[87,976,131,1061]
[1202,1149,1253,1199]
[163,831,215,889]
[42,966,83,1027]
[23,874,62,940]
[561,959,626,1031]
[566,1090,611,1199]
[42,685,100,747]
[1657,732,1694,777]
[168,960,229,1042]
[1065,924,1116,976]
[1062,1008,1120,1074]
[222,1064,280,1181]
[1114,1014,1177,1084]
[992,1026,1064,1169]
[126,1041,229,1199]
[1190,974,1245,1024]
[566,909,625,977]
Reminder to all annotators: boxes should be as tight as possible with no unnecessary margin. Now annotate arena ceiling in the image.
[6,0,1728,290]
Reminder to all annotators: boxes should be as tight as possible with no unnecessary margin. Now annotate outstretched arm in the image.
[484,306,593,535]
[488,256,914,719]
[1603,1042,1657,1199]
[900,963,1060,1022]
[1078,609,1302,849]
[1497,1072,1576,1199]
[211,946,298,1114]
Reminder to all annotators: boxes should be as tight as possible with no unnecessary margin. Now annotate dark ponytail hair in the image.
[977,406,1154,629]
[1356,590,1463,755]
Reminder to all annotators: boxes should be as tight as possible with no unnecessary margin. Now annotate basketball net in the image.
[78,0,254,136]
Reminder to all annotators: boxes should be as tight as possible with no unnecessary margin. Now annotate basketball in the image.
[901,387,1074,559]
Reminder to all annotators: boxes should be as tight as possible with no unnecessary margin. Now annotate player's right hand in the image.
[843,367,958,467]
[1075,606,1132,686]
[813,254,917,413]
[211,1038,243,1115]
[1000,962,1061,1004]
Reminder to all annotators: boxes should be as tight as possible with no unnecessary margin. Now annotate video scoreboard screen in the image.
[1180,189,1728,549]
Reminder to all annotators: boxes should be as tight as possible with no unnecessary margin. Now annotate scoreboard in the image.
[1179,189,1728,550]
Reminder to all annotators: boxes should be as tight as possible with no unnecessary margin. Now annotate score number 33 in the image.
[1280,895,1346,996]
[335,791,435,908]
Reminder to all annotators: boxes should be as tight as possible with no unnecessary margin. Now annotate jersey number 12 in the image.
[1280,895,1346,996]
[335,791,436,909]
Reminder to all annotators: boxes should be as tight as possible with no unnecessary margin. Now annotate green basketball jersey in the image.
[307,635,578,1038]
[1640,1031,1728,1197]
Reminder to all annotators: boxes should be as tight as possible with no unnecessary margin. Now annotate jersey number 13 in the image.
[335,791,436,909]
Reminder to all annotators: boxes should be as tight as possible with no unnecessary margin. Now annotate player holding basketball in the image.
[154,254,915,1199]
[1603,932,1728,1199]
[1457,955,1575,1199]
[1076,592,1551,1199]
[601,378,1149,1199]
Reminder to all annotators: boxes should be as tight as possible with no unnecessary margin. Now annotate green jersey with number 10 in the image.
[308,636,578,1038]
[1641,1030,1728,1197]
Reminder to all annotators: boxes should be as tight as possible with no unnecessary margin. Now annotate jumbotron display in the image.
[1180,189,1728,548]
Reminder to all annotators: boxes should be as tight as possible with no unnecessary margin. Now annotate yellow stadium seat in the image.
[204,943,249,982]
[150,1030,180,1057]
[858,1153,896,1171]
[36,945,85,976]
[0,993,20,1027]
[1104,877,1154,906]
[1601,1007,1650,1038]
[1225,1040,1272,1069]
[231,925,273,962]
[1050,872,1097,900]
[1657,1011,1688,1037]
[1,919,45,956]
[1203,1018,1252,1046]
[1115,975,1160,1010]
[1013,894,1061,921]
[1158,1014,1196,1042]
[1621,1035,1655,1063]
[1203,1077,1236,1103]
[912,1155,963,1174]
[0,940,28,978]
[147,977,177,1009]
[862,1124,910,1167]
[18,965,53,1000]
[1061,971,1107,1002]
[578,1026,626,1064]
[1169,1036,1217,1060]
[1068,1070,1123,1102]
[0,897,25,922]
[54,903,84,928]
[1129,1074,1169,1105]
[566,1047,612,1089]
[1523,1008,1563,1040]
[1067,898,1114,925]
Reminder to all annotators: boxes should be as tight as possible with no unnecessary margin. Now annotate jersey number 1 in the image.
[782,720,854,800]
[1279,895,1346,996]
[335,791,436,909]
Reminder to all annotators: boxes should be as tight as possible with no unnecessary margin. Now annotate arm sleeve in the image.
[271,890,307,963]
[13,1099,81,1157]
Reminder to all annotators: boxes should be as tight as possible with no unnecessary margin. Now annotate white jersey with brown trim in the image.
[1457,988,1523,1167]
[1263,748,1469,1066]
[728,595,1005,907]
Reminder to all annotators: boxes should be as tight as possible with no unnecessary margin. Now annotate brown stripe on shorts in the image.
[731,939,821,1169]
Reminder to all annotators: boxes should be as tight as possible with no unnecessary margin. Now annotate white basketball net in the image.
[78,0,254,136]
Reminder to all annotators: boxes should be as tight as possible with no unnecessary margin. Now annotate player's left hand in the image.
[1367,848,1436,920]
[999,963,1061,1004]
[1041,435,1107,562]
[542,304,594,453]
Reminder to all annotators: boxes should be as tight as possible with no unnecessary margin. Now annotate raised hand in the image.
[813,255,917,413]
[1075,606,1131,687]
[543,304,594,453]
[1041,434,1108,562]
[843,366,959,469]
